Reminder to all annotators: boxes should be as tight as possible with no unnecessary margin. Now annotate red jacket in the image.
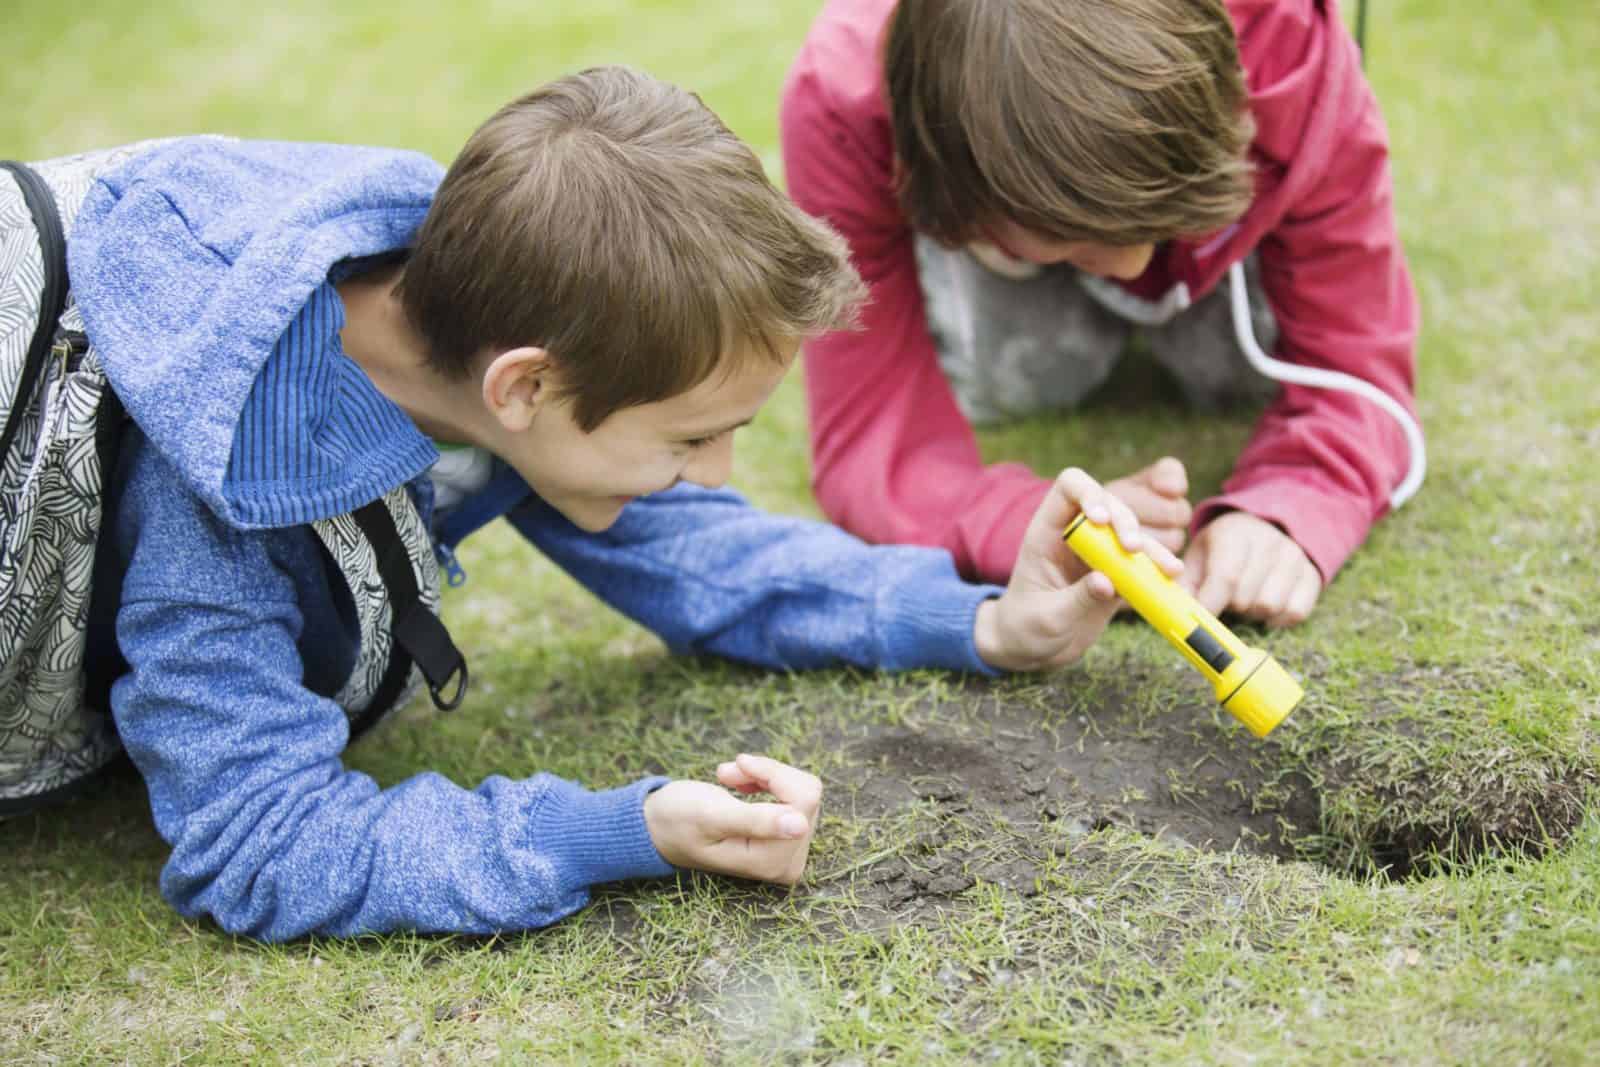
[781,0,1420,583]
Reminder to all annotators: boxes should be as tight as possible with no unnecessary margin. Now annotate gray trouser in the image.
[915,237,1280,425]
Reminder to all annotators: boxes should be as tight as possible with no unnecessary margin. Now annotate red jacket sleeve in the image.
[780,65,1048,584]
[1193,31,1420,582]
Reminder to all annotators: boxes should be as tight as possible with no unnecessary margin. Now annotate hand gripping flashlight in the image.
[1063,514,1303,737]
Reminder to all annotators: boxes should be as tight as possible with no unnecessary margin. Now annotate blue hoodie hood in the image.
[69,136,445,528]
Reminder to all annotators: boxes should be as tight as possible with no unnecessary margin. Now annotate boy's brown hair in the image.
[398,66,864,431]
[884,0,1255,248]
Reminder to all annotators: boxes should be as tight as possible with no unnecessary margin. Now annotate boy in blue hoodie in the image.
[24,66,1175,940]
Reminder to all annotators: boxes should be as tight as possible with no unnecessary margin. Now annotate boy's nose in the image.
[1072,242,1155,280]
[680,436,735,490]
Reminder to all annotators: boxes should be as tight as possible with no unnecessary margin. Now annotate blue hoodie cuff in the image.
[531,775,677,891]
[879,578,1005,676]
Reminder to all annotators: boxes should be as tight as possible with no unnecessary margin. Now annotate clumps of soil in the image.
[846,839,1042,914]
[1316,742,1595,878]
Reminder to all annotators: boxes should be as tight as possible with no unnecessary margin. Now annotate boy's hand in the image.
[1179,511,1322,628]
[1105,456,1192,555]
[643,754,822,886]
[976,468,1182,671]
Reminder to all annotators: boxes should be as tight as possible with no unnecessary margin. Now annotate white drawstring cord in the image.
[1227,260,1426,509]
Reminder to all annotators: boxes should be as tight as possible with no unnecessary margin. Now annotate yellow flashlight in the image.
[1063,514,1303,737]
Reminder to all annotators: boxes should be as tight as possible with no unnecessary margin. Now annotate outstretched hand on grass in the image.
[643,754,822,885]
[1180,510,1323,628]
[974,467,1183,671]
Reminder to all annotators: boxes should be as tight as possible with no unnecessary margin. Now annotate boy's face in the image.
[980,218,1156,281]
[490,343,796,533]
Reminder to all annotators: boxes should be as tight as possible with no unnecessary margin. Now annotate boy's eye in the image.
[681,429,729,450]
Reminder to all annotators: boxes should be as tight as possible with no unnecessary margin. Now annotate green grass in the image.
[4,1,1599,1063]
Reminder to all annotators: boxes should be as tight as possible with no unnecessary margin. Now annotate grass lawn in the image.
[3,1,1597,1063]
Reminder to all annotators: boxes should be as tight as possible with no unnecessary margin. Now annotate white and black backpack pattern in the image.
[0,144,466,815]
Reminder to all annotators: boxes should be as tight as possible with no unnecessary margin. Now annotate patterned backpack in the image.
[0,145,468,815]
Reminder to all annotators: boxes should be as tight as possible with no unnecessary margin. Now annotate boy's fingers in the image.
[1147,526,1187,556]
[1251,553,1299,620]
[1231,553,1273,619]
[733,754,823,815]
[1044,468,1159,556]
[716,761,763,792]
[1058,467,1104,511]
[1049,573,1120,661]
[708,798,811,842]
[1049,571,1118,635]
[1042,468,1108,531]
[1103,492,1143,554]
[1140,538,1184,578]
[1146,456,1189,496]
[1270,569,1322,629]
[1108,481,1192,530]
[1083,571,1117,602]
[1193,537,1246,617]
[1177,543,1207,593]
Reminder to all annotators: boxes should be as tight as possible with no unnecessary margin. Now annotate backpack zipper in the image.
[52,330,89,373]
[0,161,70,462]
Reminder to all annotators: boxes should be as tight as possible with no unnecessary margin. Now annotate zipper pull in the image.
[51,330,89,372]
[434,542,467,587]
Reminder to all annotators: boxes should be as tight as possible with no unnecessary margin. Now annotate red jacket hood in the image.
[1196,0,1369,296]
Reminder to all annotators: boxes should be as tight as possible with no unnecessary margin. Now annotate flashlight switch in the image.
[1184,626,1235,674]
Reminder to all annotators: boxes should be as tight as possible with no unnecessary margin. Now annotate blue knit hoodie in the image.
[66,137,1000,940]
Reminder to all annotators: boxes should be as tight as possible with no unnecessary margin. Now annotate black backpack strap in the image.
[0,160,69,462]
[348,499,469,733]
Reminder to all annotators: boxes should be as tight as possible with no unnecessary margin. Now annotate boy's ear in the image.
[481,346,554,432]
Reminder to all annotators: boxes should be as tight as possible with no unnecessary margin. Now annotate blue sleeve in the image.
[108,436,673,941]
[504,482,1003,674]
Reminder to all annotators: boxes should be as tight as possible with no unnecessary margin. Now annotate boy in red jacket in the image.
[781,0,1420,627]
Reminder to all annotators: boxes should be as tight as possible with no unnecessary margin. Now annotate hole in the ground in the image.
[816,667,1592,905]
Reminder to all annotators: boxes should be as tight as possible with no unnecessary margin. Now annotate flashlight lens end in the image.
[1222,653,1304,737]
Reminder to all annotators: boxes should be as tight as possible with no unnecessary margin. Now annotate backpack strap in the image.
[0,160,69,462]
[349,498,469,733]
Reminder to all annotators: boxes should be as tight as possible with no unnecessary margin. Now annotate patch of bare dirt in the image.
[814,675,1314,917]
